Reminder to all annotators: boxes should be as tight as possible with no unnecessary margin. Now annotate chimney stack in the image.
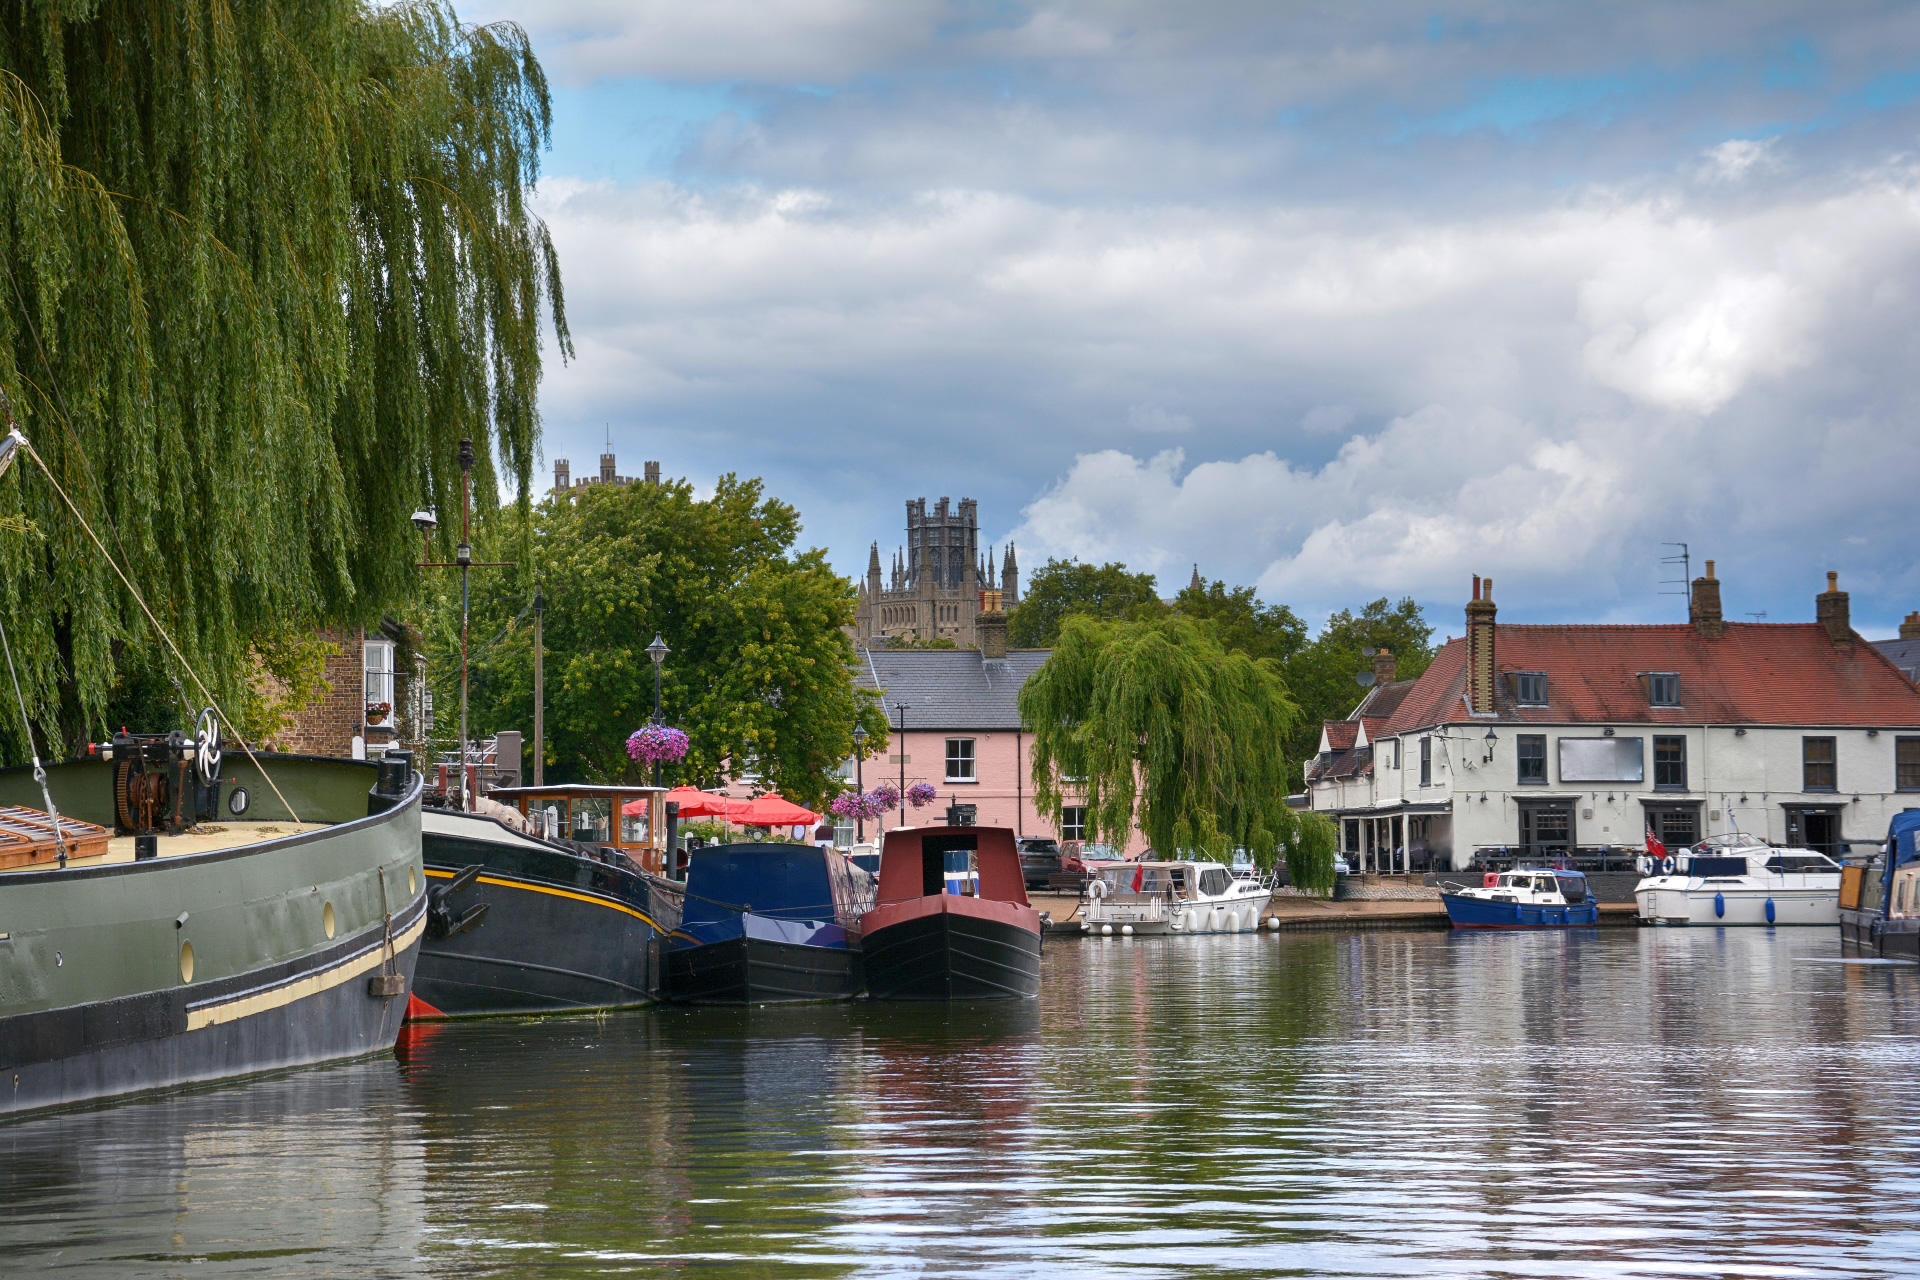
[1901,611,1920,641]
[976,588,1007,660]
[1817,571,1852,648]
[1372,647,1396,687]
[1466,576,1497,714]
[1690,559,1724,638]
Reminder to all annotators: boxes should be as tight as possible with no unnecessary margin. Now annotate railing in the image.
[1086,895,1170,922]
[1467,845,1643,873]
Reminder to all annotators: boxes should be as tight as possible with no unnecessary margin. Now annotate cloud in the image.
[480,1,1920,631]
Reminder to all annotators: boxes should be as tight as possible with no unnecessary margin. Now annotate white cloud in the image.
[1699,138,1781,183]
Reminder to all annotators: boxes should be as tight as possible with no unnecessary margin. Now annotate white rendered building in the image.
[1307,566,1920,872]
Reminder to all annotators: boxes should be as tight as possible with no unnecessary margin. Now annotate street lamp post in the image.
[532,587,545,787]
[851,722,868,843]
[646,632,669,789]
[892,701,909,828]
[415,440,512,811]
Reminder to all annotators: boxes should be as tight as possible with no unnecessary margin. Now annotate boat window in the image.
[570,797,613,844]
[1534,877,1555,895]
[1556,876,1588,904]
[1197,867,1231,895]
[1898,881,1908,916]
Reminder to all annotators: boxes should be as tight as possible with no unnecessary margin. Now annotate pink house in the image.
[853,647,1146,855]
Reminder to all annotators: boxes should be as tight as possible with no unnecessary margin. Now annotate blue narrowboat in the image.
[664,842,876,1003]
[1439,868,1600,928]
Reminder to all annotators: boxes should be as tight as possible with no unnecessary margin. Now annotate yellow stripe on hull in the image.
[423,867,666,933]
[186,913,428,1031]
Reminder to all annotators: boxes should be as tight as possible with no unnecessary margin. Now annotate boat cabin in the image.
[485,783,672,874]
[876,826,1029,907]
[1089,860,1262,901]
[1481,869,1589,904]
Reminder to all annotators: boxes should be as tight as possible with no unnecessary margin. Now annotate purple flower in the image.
[626,724,690,765]
[867,781,901,812]
[905,782,939,808]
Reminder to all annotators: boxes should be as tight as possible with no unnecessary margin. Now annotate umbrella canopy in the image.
[622,786,748,819]
[737,794,821,827]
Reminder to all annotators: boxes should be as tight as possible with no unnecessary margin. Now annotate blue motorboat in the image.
[1439,868,1599,929]
[664,842,875,1003]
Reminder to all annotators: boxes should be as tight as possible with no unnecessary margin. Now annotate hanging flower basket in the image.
[905,782,939,809]
[626,724,690,765]
[866,781,901,812]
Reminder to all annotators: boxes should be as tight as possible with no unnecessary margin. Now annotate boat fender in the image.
[1101,923,1113,936]
[1483,872,1499,888]
[1765,897,1776,924]
[1121,924,1133,937]
[1714,892,1725,919]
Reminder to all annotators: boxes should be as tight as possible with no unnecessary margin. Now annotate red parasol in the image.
[737,793,821,827]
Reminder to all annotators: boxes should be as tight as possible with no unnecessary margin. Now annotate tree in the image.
[1005,558,1164,648]
[1173,577,1309,664]
[1277,597,1437,785]
[444,475,888,810]
[0,1,566,754]
[1019,614,1338,893]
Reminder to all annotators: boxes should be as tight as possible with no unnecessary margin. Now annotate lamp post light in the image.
[893,701,910,828]
[1482,727,1498,765]
[851,722,868,843]
[646,632,670,788]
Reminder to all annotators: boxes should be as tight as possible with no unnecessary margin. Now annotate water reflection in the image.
[7,929,1920,1276]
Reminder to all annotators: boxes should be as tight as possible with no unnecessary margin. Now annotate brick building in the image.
[853,497,1020,649]
[275,620,423,760]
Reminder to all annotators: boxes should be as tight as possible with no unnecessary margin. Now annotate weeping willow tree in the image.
[0,0,567,754]
[1019,614,1340,894]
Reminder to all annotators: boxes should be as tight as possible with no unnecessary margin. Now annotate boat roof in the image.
[1501,867,1588,878]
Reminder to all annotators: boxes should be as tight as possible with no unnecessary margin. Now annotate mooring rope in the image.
[8,432,301,824]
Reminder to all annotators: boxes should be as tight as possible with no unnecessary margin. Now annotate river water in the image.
[6,927,1920,1278]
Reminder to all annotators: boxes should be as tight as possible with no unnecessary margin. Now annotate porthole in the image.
[228,786,251,816]
[408,867,417,895]
[179,941,194,983]
[323,902,336,939]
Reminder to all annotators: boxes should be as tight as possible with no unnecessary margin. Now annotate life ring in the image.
[1086,878,1107,900]
[1658,856,1674,876]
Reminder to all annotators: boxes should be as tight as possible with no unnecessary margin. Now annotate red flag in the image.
[1131,862,1145,893]
[1646,830,1667,861]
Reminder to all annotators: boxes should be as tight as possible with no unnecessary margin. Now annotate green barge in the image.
[0,751,425,1118]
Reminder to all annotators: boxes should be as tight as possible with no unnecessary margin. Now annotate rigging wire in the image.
[0,608,70,864]
[0,427,302,824]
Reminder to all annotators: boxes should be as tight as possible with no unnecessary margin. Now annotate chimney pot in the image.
[1472,574,1481,601]
[1828,570,1839,592]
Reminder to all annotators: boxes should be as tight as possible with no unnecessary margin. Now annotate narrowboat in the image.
[1439,868,1599,928]
[1081,859,1271,936]
[1633,832,1840,926]
[409,783,681,1017]
[1840,810,1920,958]
[0,740,425,1117]
[860,825,1041,1000]
[664,842,874,1003]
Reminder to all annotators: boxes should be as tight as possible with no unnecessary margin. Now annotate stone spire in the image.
[1000,541,1019,607]
[1189,563,1203,593]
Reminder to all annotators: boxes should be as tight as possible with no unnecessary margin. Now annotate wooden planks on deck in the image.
[0,806,111,870]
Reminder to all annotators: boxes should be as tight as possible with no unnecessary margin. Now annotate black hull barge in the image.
[0,752,426,1118]
[860,826,1041,1002]
[663,932,856,1004]
[411,796,679,1017]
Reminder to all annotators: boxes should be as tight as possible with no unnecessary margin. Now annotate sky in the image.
[470,0,1920,636]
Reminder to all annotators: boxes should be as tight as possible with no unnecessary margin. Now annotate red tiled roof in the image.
[1322,721,1359,750]
[1350,678,1416,724]
[1381,622,1920,736]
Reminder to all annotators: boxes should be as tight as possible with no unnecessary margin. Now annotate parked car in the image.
[1019,837,1064,888]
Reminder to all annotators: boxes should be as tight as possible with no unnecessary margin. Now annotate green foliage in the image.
[1019,613,1335,893]
[444,476,889,810]
[885,634,957,650]
[1277,597,1436,782]
[0,0,565,757]
[1173,577,1309,664]
[1005,558,1165,647]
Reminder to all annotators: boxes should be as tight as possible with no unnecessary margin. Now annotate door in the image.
[1518,803,1573,861]
[1786,808,1841,858]
[1644,804,1700,851]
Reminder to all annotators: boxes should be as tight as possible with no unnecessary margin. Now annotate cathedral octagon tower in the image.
[854,497,1020,648]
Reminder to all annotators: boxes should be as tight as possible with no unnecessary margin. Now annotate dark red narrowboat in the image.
[860,825,1041,1000]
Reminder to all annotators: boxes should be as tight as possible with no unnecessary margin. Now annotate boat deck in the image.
[0,821,332,873]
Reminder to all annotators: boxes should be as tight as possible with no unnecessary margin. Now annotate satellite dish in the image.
[1361,646,1377,657]
[1355,672,1377,687]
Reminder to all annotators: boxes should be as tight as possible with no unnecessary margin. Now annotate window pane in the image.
[1898,738,1920,791]
[1515,673,1546,704]
[1517,734,1546,783]
[1803,737,1836,790]
[945,738,975,780]
[1419,737,1431,787]
[1654,736,1686,788]
[1650,674,1680,706]
[1061,806,1086,841]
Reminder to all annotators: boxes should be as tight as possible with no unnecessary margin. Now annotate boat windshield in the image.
[1097,864,1173,896]
[1764,851,1839,873]
[1695,832,1768,851]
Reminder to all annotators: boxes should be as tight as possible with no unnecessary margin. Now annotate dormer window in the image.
[1649,673,1681,707]
[1513,672,1547,705]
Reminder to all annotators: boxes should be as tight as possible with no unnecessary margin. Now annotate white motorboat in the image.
[1081,860,1271,936]
[1634,832,1840,926]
